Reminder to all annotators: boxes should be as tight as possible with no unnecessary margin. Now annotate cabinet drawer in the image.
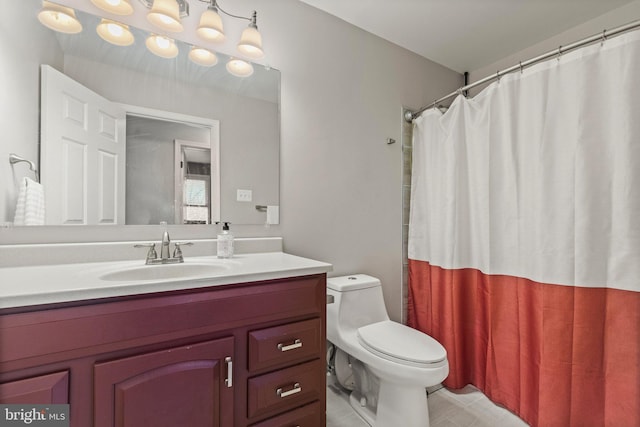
[247,359,323,420]
[249,401,324,427]
[248,318,321,372]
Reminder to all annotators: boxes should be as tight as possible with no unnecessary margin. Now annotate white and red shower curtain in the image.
[408,31,640,427]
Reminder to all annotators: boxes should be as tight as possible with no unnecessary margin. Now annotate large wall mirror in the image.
[1,0,280,231]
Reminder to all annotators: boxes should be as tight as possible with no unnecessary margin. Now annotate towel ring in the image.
[9,153,40,183]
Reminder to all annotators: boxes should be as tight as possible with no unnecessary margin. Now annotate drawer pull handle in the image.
[276,382,301,398]
[225,356,233,388]
[277,339,302,352]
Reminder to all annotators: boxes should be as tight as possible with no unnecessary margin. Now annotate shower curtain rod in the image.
[405,19,640,122]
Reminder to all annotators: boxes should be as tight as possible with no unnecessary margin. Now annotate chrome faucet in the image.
[160,229,171,261]
[134,223,193,265]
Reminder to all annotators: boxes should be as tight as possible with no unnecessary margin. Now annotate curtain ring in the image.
[601,29,607,46]
[519,61,523,74]
[557,45,562,61]
[496,70,501,83]
[432,101,438,111]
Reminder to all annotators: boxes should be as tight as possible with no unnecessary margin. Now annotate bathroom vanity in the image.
[0,251,331,427]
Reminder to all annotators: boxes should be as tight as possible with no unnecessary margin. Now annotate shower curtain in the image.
[407,31,640,427]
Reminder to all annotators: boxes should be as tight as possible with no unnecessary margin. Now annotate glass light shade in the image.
[146,34,179,58]
[226,58,254,77]
[90,0,133,15]
[37,1,83,34]
[196,8,225,43]
[237,26,264,59]
[147,0,183,32]
[189,47,218,67]
[97,19,134,46]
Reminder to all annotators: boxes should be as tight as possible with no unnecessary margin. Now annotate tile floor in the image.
[326,383,529,427]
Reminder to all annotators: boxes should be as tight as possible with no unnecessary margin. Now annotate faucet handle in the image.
[134,243,157,263]
[172,242,193,260]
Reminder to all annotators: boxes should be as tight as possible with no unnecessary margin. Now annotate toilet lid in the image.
[357,321,447,365]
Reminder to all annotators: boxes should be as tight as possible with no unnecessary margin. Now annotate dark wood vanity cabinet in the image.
[0,371,69,404]
[0,274,327,427]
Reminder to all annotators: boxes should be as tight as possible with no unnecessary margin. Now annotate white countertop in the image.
[0,252,332,309]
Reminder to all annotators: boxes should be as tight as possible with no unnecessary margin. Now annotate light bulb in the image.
[90,0,133,15]
[97,19,134,46]
[226,58,254,77]
[146,34,179,58]
[37,1,83,34]
[189,47,218,67]
[107,23,123,37]
[147,0,183,32]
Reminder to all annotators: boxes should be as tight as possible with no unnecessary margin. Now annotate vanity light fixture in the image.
[146,34,179,58]
[189,46,218,66]
[196,0,264,59]
[196,2,225,43]
[97,19,134,46]
[237,11,264,59]
[147,0,184,32]
[138,0,266,61]
[90,0,134,15]
[226,58,254,77]
[37,1,83,34]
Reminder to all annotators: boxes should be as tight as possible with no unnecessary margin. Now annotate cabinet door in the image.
[94,337,234,427]
[0,371,69,404]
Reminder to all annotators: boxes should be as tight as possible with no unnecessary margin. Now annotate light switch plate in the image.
[237,189,252,202]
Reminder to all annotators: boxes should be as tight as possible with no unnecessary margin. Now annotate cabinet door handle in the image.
[224,356,233,388]
[276,382,301,398]
[277,339,302,352]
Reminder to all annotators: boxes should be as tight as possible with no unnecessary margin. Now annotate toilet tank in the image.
[327,275,390,335]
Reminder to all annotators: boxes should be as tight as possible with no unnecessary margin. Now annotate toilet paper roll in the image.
[266,205,279,225]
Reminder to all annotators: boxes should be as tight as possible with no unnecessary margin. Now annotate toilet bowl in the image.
[326,274,449,427]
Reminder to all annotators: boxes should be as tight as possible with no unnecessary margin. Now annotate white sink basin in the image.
[100,262,232,282]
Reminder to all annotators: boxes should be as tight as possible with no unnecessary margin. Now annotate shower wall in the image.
[401,109,413,323]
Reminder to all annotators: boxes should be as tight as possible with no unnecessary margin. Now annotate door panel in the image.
[94,337,234,427]
[41,65,125,225]
[0,371,69,404]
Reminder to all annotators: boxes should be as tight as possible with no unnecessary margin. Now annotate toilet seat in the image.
[357,321,447,367]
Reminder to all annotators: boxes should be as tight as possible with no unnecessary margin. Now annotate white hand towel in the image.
[13,177,45,225]
[266,205,279,225]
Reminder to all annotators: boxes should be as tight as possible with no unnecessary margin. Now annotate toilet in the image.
[326,274,449,427]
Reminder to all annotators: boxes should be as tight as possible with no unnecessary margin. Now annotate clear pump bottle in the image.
[216,222,234,258]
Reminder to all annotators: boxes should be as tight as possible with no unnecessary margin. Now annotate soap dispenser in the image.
[216,222,234,258]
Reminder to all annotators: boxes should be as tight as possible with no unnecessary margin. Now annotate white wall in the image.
[0,2,63,223]
[255,1,462,320]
